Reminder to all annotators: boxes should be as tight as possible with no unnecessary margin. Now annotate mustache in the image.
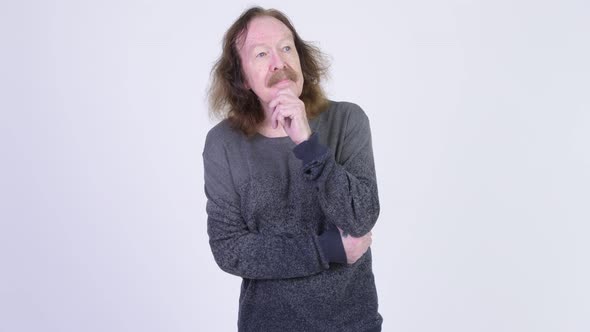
[267,68,298,87]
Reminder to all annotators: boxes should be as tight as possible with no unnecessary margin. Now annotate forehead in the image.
[240,16,294,50]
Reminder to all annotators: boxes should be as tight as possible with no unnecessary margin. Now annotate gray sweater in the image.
[203,100,382,331]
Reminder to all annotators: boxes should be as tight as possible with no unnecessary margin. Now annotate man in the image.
[204,6,382,332]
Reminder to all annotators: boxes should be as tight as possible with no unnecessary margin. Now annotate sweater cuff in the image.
[292,132,329,166]
[318,228,347,264]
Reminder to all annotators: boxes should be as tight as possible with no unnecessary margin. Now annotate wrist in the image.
[292,132,329,165]
[294,134,310,145]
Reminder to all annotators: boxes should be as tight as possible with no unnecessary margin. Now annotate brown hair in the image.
[208,7,330,136]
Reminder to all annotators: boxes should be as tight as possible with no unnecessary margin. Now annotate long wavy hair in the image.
[208,7,330,136]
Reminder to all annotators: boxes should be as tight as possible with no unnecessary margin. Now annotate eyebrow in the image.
[247,36,294,51]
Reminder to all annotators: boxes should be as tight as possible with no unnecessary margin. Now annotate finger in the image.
[271,100,305,120]
[284,116,292,129]
[269,97,281,110]
[277,113,286,129]
[269,92,291,106]
[275,106,295,119]
[280,106,307,125]
[271,106,280,129]
[273,92,302,108]
[272,106,290,130]
[269,93,290,110]
[272,106,287,129]
[272,109,293,130]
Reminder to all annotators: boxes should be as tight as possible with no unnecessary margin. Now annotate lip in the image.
[273,79,293,88]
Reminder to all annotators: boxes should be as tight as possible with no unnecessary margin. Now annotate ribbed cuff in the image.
[292,132,329,166]
[318,228,347,264]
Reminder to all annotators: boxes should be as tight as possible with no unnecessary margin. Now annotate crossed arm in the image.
[203,103,378,280]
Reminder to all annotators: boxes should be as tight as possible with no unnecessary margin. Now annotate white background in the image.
[1,0,589,331]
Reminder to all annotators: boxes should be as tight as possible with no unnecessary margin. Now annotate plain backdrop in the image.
[1,0,589,331]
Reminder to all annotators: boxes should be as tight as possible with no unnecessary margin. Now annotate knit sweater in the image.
[203,100,382,331]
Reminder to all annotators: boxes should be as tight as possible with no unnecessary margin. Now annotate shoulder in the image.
[205,119,239,143]
[323,100,369,123]
[203,119,244,157]
[319,100,371,134]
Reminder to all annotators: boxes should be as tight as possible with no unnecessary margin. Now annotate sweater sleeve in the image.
[203,130,346,280]
[293,104,379,237]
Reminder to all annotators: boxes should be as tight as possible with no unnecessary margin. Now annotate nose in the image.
[270,52,286,71]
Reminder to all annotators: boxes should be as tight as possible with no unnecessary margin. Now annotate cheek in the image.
[251,76,266,92]
[292,59,303,78]
[249,66,267,87]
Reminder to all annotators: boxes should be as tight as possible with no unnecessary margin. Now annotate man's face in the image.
[238,16,304,107]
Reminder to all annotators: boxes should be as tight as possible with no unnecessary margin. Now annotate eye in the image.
[256,51,267,58]
[282,46,292,52]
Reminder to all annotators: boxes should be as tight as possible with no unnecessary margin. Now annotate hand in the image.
[339,228,373,265]
[268,89,312,144]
